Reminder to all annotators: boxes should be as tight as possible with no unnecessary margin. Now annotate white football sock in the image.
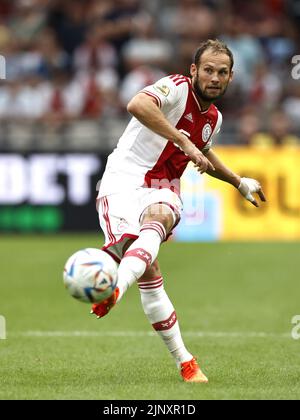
[139,278,193,367]
[116,222,166,302]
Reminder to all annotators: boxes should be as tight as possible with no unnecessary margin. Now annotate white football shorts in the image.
[97,187,183,262]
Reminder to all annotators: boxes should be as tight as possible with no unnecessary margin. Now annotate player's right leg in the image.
[91,201,169,318]
[92,189,180,317]
[115,202,174,302]
[137,257,208,383]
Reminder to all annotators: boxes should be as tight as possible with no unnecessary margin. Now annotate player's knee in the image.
[139,259,161,282]
[141,204,174,233]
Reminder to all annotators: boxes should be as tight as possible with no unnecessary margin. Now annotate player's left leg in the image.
[138,259,208,383]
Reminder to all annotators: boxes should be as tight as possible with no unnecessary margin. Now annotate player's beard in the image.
[193,72,229,103]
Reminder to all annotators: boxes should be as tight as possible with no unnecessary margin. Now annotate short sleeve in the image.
[140,76,184,109]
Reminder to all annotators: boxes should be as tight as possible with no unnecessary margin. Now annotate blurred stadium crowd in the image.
[0,0,299,150]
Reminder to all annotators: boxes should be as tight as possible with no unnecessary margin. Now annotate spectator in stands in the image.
[221,14,265,93]
[120,12,171,107]
[73,23,118,73]
[75,67,120,119]
[0,80,25,121]
[97,0,141,51]
[48,0,87,57]
[42,69,84,129]
[232,0,297,68]
[74,24,120,118]
[236,108,262,146]
[0,0,13,20]
[37,28,70,78]
[9,0,47,48]
[159,0,218,73]
[248,63,282,111]
[250,110,300,148]
[283,84,300,131]
[0,70,50,123]
[0,0,299,149]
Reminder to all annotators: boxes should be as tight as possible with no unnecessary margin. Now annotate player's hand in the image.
[181,142,215,174]
[193,151,215,174]
[238,177,266,207]
[192,153,215,174]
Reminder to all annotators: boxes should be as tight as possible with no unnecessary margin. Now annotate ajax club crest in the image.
[202,123,212,143]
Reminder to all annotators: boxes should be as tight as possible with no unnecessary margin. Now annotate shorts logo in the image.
[117,218,129,233]
[202,123,212,143]
[153,84,170,97]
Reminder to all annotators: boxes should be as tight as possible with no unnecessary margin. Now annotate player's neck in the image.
[198,97,212,112]
[193,90,213,112]
[191,81,213,112]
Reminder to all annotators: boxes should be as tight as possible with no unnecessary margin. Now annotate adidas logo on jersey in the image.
[184,113,194,123]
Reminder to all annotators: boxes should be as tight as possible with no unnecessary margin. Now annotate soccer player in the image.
[92,39,266,383]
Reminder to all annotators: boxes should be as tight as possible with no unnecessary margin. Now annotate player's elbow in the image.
[127,96,145,117]
[127,98,138,115]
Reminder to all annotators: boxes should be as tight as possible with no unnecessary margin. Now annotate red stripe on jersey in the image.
[104,197,116,245]
[141,90,162,108]
[101,198,114,244]
[169,74,183,80]
[173,76,186,82]
[175,79,188,86]
[152,311,177,331]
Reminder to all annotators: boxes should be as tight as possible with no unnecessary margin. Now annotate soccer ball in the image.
[63,248,118,304]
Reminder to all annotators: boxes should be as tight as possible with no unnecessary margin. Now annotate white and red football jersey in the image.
[99,74,222,197]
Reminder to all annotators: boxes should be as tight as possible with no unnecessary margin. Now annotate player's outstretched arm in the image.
[203,149,266,207]
[127,93,215,174]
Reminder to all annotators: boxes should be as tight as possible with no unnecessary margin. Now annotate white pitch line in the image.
[10,331,291,338]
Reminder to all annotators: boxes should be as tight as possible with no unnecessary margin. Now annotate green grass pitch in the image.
[0,235,299,400]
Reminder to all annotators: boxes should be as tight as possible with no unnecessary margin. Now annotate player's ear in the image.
[190,63,197,77]
[229,70,234,83]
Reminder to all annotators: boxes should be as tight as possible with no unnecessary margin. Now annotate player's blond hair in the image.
[194,39,234,71]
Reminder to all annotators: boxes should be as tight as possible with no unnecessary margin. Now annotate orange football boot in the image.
[180,357,208,383]
[90,287,119,319]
